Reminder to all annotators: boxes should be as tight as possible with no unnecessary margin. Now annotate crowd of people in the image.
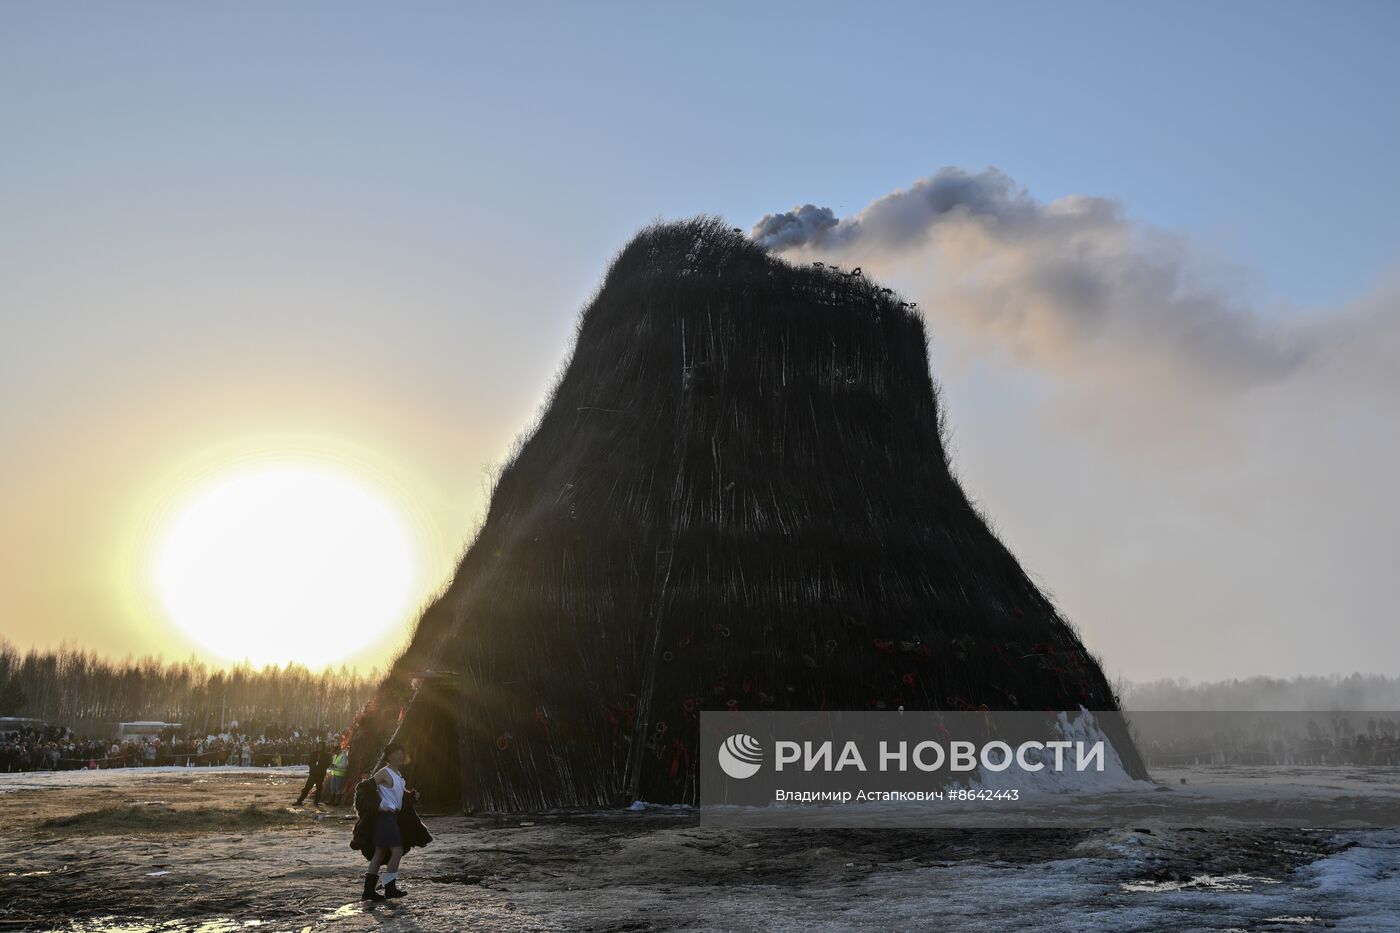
[0,721,348,773]
[0,724,110,772]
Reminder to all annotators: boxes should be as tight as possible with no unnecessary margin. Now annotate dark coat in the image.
[350,776,432,859]
[308,747,330,778]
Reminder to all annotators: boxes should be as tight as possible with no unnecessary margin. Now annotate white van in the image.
[115,721,182,739]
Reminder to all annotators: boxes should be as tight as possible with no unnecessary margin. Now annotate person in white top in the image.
[363,742,412,901]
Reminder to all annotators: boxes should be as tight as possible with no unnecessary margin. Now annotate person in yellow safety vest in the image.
[327,746,350,805]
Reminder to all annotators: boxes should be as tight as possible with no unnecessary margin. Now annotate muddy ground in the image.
[0,767,1395,932]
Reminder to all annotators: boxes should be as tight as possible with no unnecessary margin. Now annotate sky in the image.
[1,2,1397,681]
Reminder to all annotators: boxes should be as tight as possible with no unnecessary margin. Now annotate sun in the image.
[155,464,418,668]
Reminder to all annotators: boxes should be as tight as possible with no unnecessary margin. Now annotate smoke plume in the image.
[753,167,1310,392]
[751,169,1400,679]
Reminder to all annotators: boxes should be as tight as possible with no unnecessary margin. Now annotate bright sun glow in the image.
[156,465,417,668]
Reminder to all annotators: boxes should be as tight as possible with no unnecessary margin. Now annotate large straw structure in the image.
[348,217,1145,809]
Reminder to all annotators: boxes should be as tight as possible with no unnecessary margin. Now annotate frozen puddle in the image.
[713,834,1398,933]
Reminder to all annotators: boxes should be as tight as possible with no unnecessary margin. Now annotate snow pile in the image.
[966,708,1152,796]
[1299,831,1400,930]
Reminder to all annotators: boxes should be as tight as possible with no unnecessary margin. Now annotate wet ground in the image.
[0,767,1396,931]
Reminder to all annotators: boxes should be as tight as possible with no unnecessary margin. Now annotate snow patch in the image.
[966,708,1152,796]
[0,765,303,794]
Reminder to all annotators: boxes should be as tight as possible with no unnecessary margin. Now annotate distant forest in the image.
[0,641,380,735]
[1121,674,1400,711]
[4,641,1396,737]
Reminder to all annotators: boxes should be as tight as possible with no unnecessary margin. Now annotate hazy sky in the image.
[2,2,1397,680]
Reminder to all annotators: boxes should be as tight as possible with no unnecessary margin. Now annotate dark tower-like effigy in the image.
[348,218,1145,810]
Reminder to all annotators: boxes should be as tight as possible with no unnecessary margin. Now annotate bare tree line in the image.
[0,640,379,736]
[1121,673,1400,711]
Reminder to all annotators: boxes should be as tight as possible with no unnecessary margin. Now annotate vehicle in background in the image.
[0,716,48,737]
[115,721,182,739]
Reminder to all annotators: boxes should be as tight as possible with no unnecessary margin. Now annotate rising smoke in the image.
[750,169,1400,679]
[752,167,1310,391]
